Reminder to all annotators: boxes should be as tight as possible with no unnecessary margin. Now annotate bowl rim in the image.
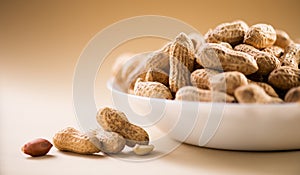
[107,77,300,108]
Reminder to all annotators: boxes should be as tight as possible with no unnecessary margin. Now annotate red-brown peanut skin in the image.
[22,138,53,157]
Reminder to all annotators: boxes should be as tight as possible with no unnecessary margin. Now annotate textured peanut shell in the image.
[234,44,280,75]
[253,53,281,76]
[244,24,276,49]
[263,46,284,58]
[274,29,292,49]
[134,78,173,99]
[234,84,283,104]
[175,86,235,102]
[284,86,300,103]
[145,68,169,86]
[126,44,171,90]
[96,107,149,147]
[87,128,126,154]
[204,20,248,45]
[190,69,219,90]
[53,127,100,154]
[234,44,259,55]
[198,43,258,75]
[279,43,300,68]
[268,66,300,90]
[144,43,171,73]
[247,80,279,97]
[211,71,248,95]
[169,33,195,93]
[127,70,147,93]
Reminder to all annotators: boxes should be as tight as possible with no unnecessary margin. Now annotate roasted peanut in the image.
[144,43,171,73]
[263,46,284,58]
[204,20,248,45]
[53,127,100,154]
[210,71,248,95]
[279,42,300,68]
[244,23,276,49]
[87,128,126,154]
[234,44,280,76]
[190,69,219,90]
[274,29,292,49]
[134,78,173,99]
[284,86,300,103]
[268,66,300,90]
[96,107,149,147]
[145,68,169,86]
[247,79,279,97]
[126,44,171,93]
[175,86,235,102]
[234,84,283,104]
[112,20,300,105]
[169,32,195,93]
[22,138,52,157]
[198,43,258,75]
[191,70,248,95]
[127,74,147,94]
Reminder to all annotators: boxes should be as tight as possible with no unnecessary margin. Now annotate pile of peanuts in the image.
[22,107,153,156]
[22,20,299,158]
[114,20,300,103]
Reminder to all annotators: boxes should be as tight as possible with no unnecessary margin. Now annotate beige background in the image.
[1,0,300,175]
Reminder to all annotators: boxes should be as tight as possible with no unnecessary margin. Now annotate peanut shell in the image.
[274,29,292,49]
[284,86,300,103]
[204,20,248,45]
[244,23,276,49]
[134,78,172,99]
[175,86,235,102]
[234,84,283,104]
[268,66,300,90]
[96,107,149,147]
[234,44,280,75]
[198,43,258,75]
[169,33,195,93]
[53,127,100,154]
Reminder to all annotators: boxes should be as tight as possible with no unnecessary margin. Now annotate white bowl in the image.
[108,78,300,151]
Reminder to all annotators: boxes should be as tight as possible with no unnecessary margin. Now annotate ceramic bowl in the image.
[108,77,300,151]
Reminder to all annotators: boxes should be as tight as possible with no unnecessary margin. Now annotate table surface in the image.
[1,1,300,175]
